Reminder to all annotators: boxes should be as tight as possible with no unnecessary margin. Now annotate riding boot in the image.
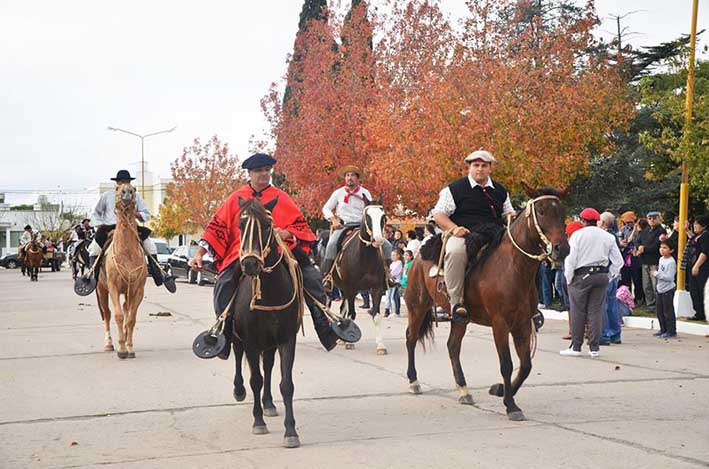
[147,255,164,287]
[309,302,338,351]
[320,258,335,292]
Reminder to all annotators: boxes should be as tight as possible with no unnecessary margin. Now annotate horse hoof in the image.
[508,410,526,421]
[252,425,269,435]
[233,389,247,402]
[104,344,114,352]
[117,351,128,359]
[127,352,136,359]
[345,343,355,350]
[283,436,300,448]
[408,383,422,395]
[458,394,475,406]
[376,348,387,355]
[263,406,278,417]
[489,383,504,397]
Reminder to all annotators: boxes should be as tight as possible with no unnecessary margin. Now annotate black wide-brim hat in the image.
[110,169,136,181]
[242,153,277,170]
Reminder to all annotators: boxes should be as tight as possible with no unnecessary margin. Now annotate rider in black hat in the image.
[82,169,175,293]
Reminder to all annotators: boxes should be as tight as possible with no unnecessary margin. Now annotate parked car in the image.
[152,240,172,269]
[0,253,20,269]
[166,245,216,286]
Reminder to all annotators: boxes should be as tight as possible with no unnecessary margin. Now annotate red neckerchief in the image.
[344,185,361,204]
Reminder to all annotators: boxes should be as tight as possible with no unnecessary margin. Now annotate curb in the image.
[540,309,709,337]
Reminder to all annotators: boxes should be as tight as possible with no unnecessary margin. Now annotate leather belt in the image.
[574,265,609,276]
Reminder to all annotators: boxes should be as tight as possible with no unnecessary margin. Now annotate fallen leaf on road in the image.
[149,312,172,317]
[614,366,621,370]
[69,441,78,447]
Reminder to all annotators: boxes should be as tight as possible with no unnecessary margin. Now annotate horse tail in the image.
[405,259,435,348]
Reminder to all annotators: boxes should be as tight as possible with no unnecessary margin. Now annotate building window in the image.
[10,231,22,247]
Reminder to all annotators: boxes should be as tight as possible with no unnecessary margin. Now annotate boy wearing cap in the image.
[431,150,515,324]
[561,208,623,358]
[635,211,667,310]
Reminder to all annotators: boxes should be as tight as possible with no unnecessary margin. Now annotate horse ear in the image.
[264,196,279,212]
[238,196,246,208]
[558,187,570,199]
[520,182,539,199]
[375,195,383,206]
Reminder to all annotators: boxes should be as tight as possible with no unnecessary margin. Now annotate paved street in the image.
[1,267,708,468]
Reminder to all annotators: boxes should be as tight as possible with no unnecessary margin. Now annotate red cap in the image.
[579,208,600,221]
[566,221,584,237]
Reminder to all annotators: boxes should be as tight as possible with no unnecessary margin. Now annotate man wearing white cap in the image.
[431,150,515,324]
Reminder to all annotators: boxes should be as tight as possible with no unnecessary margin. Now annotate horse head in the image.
[520,183,569,262]
[362,197,386,248]
[238,196,278,277]
[115,182,137,215]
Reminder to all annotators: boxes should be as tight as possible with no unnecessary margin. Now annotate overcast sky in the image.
[0,0,706,205]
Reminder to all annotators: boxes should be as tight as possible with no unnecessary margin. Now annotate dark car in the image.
[166,245,216,286]
[0,253,20,269]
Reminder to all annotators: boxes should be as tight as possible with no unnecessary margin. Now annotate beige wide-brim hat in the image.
[337,165,365,178]
[464,150,496,164]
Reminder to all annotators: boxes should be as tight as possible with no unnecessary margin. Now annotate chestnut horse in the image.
[404,187,567,421]
[95,183,147,359]
[24,240,44,281]
[323,203,389,354]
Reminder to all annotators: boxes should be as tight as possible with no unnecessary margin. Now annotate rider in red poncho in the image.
[190,153,341,356]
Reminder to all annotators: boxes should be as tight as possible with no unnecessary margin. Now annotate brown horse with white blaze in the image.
[95,183,148,359]
[404,186,568,421]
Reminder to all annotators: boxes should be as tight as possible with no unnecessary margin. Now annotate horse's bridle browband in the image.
[239,210,282,273]
[507,195,560,261]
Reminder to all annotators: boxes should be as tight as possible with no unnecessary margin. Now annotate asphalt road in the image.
[1,268,708,468]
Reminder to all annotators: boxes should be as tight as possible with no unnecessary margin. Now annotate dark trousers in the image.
[568,272,609,352]
[214,260,331,342]
[94,224,151,248]
[621,263,644,304]
[689,271,708,319]
[656,289,676,334]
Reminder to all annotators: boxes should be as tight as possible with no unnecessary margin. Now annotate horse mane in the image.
[533,187,565,198]
[466,225,506,275]
[240,198,272,225]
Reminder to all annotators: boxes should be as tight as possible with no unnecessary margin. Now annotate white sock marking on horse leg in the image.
[458,385,470,397]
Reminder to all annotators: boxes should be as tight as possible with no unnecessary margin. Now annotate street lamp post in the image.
[107,126,177,199]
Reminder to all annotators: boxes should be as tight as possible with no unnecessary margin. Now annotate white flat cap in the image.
[464,150,496,163]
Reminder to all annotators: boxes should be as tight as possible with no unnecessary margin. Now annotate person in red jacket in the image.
[190,153,342,357]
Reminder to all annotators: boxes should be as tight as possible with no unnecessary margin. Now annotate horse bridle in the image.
[358,205,385,247]
[507,195,560,261]
[239,210,283,273]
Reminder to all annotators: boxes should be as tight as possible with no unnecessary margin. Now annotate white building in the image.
[0,194,65,257]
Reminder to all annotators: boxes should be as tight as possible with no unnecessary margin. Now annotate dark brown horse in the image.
[405,186,568,420]
[24,240,44,281]
[323,203,389,354]
[231,197,302,448]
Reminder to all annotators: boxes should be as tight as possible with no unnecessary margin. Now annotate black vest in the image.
[448,177,508,230]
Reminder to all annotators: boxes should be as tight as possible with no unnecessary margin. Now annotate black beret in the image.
[24,224,32,230]
[242,153,276,170]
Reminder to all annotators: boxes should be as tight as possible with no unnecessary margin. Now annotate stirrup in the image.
[451,303,470,325]
[322,273,334,292]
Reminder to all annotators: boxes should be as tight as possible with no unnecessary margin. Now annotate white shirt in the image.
[322,186,373,225]
[432,176,514,217]
[564,226,623,284]
[92,190,151,225]
[406,238,421,257]
[20,231,35,247]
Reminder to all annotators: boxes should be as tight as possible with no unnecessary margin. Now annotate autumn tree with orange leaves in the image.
[264,0,634,215]
[152,136,246,237]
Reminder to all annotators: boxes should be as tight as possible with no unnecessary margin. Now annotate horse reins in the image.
[506,195,559,261]
[239,210,303,323]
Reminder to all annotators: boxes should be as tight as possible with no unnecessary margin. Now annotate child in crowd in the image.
[616,282,635,318]
[400,250,414,297]
[653,240,677,338]
[385,248,403,317]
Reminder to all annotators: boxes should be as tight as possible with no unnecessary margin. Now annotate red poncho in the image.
[202,184,315,273]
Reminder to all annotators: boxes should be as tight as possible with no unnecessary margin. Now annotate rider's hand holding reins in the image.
[452,226,470,237]
[190,246,207,271]
[330,216,343,230]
